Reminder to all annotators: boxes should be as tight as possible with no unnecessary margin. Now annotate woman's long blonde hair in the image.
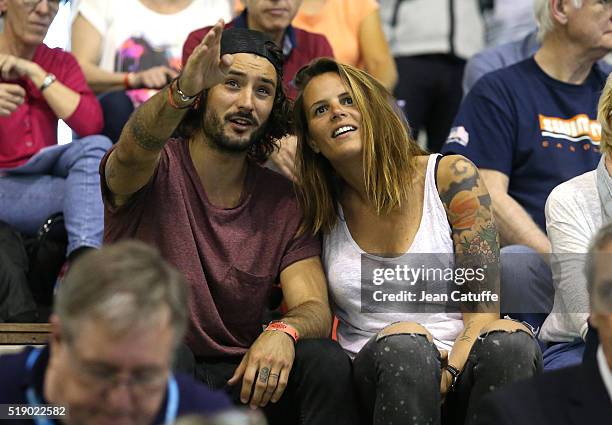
[293,58,426,235]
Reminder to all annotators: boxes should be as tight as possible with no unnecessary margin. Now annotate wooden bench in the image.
[0,323,51,345]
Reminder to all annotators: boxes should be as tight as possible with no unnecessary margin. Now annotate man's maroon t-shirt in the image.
[100,139,321,357]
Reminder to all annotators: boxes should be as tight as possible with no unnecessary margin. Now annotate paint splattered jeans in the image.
[353,330,542,425]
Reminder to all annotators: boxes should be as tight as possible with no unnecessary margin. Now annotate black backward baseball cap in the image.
[220,27,284,78]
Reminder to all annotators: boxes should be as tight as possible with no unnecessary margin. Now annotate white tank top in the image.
[323,154,464,357]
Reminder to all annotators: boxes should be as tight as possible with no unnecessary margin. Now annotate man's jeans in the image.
[176,339,361,425]
[501,245,554,335]
[0,136,112,256]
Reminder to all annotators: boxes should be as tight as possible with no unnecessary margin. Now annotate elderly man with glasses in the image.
[0,240,232,425]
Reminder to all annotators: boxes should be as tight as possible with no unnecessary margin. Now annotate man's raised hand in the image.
[179,19,234,96]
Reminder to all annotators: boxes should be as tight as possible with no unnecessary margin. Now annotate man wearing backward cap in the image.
[100,21,359,425]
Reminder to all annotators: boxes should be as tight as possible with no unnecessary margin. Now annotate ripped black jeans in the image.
[353,330,542,425]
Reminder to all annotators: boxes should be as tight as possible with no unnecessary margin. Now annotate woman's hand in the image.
[439,349,451,397]
[129,66,178,89]
[440,369,452,398]
[0,54,44,82]
[0,83,25,116]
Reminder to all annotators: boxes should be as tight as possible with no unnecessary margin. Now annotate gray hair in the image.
[535,0,584,42]
[585,222,612,310]
[55,240,190,347]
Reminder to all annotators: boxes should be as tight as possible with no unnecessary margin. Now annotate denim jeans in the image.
[353,330,542,425]
[0,136,112,256]
[542,338,585,371]
[500,245,554,335]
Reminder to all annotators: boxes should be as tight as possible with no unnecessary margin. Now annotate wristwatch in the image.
[39,73,57,92]
[445,364,461,392]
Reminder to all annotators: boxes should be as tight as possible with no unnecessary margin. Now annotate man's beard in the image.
[202,110,267,154]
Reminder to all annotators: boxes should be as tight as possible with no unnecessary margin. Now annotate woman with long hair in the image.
[293,57,542,425]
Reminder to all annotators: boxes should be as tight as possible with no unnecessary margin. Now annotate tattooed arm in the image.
[105,20,232,206]
[437,155,501,395]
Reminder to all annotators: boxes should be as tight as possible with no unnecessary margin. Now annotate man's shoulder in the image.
[35,44,78,67]
[478,364,609,424]
[291,26,333,59]
[472,58,534,93]
[174,373,231,415]
[549,169,597,202]
[292,26,329,46]
[546,169,599,219]
[0,348,33,402]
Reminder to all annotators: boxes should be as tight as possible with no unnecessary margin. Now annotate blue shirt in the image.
[442,57,605,230]
[0,346,231,425]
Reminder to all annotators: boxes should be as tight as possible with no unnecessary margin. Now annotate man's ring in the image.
[269,373,280,379]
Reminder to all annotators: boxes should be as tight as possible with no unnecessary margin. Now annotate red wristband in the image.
[123,72,131,90]
[265,321,299,343]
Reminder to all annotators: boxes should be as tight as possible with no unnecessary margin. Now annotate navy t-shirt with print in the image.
[442,57,605,230]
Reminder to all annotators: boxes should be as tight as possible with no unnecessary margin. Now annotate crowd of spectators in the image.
[1,0,611,424]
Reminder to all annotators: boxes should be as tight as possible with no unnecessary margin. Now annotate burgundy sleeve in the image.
[59,51,103,136]
[182,28,209,68]
[279,224,322,272]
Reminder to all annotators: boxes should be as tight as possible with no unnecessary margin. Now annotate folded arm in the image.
[480,168,551,254]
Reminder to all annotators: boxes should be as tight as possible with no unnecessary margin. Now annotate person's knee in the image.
[480,319,534,337]
[361,332,439,388]
[69,135,112,160]
[80,135,113,155]
[377,321,433,342]
[476,325,542,374]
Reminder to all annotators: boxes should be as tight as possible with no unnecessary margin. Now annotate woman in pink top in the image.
[293,0,397,90]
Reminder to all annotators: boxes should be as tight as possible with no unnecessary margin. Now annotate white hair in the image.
[534,0,584,42]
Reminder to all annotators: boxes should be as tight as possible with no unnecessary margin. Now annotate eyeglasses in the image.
[68,348,169,397]
[22,0,61,12]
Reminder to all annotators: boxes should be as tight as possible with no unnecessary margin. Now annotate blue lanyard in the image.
[25,348,180,425]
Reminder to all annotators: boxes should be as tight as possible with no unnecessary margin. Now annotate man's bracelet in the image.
[264,321,299,343]
[167,78,200,110]
[123,72,132,90]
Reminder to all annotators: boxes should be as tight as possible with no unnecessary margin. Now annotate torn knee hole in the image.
[478,327,534,341]
[376,331,432,343]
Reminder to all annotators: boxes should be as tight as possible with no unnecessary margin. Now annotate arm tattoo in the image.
[458,319,474,342]
[128,112,168,152]
[439,157,500,313]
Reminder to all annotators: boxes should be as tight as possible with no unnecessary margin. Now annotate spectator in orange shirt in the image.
[293,0,397,91]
